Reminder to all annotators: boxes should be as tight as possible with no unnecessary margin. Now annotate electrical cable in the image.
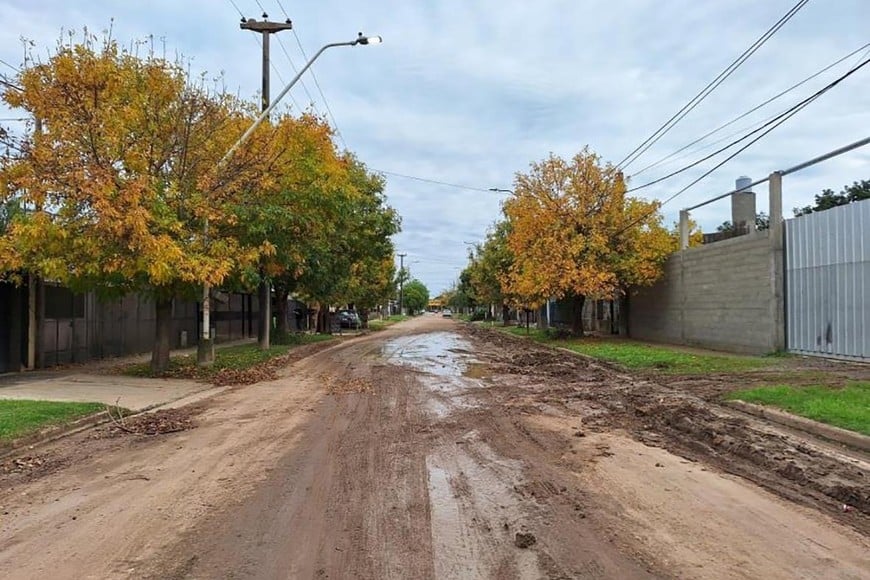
[272,0,351,149]
[0,58,20,73]
[626,54,870,194]
[630,41,870,178]
[616,0,810,171]
[613,54,870,237]
[251,0,319,109]
[226,0,303,112]
[372,169,503,193]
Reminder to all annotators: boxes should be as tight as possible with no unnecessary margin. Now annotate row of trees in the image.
[458,148,682,335]
[0,34,400,371]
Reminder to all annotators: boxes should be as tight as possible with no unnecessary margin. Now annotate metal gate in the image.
[785,198,870,360]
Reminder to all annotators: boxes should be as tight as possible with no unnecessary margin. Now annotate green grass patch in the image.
[122,335,334,378]
[502,326,771,374]
[0,399,105,442]
[726,383,870,435]
[368,315,408,331]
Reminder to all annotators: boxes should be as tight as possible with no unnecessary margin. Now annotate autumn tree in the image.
[502,148,673,335]
[0,34,266,372]
[229,112,345,339]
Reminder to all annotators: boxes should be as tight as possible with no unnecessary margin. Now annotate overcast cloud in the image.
[2,0,868,293]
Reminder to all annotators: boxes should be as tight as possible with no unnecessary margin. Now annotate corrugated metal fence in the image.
[785,198,870,360]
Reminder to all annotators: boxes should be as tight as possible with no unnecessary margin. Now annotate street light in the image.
[199,31,383,364]
[488,188,513,194]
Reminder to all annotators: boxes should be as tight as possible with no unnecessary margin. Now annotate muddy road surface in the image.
[0,316,867,579]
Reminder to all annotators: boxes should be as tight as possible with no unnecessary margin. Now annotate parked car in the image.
[336,309,362,329]
[442,309,452,318]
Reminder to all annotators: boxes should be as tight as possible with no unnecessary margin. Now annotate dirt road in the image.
[0,316,867,579]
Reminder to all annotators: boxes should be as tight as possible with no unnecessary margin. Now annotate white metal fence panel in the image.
[785,198,870,360]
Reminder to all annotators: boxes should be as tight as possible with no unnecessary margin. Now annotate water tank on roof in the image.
[732,176,756,233]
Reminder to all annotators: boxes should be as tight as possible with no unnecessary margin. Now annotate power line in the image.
[626,54,870,194]
[251,0,319,109]
[372,169,501,193]
[614,54,870,237]
[0,58,19,73]
[630,41,870,178]
[271,0,350,149]
[292,30,348,150]
[226,0,303,112]
[616,0,810,171]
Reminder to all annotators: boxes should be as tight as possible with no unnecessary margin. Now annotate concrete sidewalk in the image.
[0,373,207,412]
[0,339,255,411]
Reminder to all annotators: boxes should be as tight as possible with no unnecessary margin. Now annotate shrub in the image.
[544,326,576,340]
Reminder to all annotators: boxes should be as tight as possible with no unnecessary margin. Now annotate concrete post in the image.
[679,210,690,250]
[768,172,785,352]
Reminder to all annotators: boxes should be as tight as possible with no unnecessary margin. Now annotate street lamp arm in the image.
[218,35,380,168]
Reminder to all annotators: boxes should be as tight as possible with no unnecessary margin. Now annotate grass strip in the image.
[727,383,870,436]
[368,315,409,331]
[503,326,771,374]
[0,399,105,442]
[123,334,334,379]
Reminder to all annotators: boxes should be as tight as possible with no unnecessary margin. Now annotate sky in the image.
[1,0,868,294]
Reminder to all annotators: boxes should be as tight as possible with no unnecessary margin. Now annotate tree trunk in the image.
[618,292,630,337]
[274,287,289,336]
[151,295,173,374]
[316,307,330,334]
[569,294,586,336]
[610,299,617,334]
[501,303,509,326]
[257,277,271,350]
[360,308,369,329]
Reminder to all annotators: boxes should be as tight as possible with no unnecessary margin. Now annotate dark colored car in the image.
[336,310,362,329]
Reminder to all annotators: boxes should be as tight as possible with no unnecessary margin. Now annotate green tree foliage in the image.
[402,279,429,314]
[794,180,870,216]
[465,220,514,323]
[716,212,770,234]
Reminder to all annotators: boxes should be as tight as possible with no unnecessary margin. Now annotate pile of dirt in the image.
[100,407,198,437]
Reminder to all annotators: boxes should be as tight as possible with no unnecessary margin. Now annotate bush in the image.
[271,331,307,345]
[470,309,487,322]
[544,326,576,340]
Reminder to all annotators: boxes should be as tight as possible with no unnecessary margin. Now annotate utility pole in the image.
[241,13,293,350]
[398,253,406,316]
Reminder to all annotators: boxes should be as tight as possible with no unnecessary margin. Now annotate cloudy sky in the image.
[1,0,868,293]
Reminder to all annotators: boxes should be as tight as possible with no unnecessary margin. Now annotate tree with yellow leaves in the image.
[502,147,673,335]
[0,33,268,372]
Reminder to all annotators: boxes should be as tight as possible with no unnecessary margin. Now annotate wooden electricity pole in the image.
[241,14,293,350]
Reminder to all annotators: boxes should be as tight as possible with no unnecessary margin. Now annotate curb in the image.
[725,400,870,453]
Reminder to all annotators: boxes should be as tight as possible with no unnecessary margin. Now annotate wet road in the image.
[0,315,867,579]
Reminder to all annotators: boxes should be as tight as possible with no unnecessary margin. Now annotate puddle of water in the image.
[383,332,472,379]
[463,363,491,380]
[384,333,484,417]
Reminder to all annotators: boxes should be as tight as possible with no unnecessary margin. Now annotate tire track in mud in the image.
[463,324,870,535]
[383,328,658,579]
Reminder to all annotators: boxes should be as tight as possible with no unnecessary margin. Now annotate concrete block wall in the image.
[629,230,781,354]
